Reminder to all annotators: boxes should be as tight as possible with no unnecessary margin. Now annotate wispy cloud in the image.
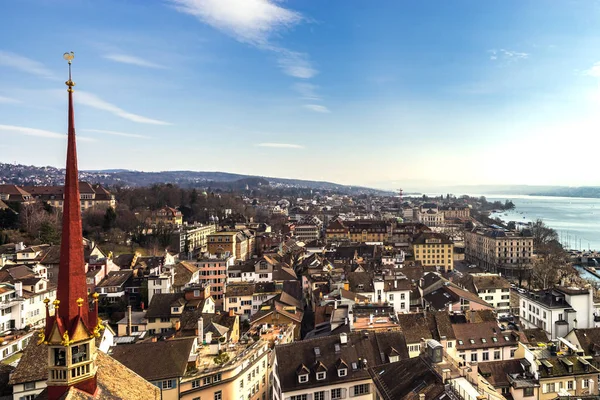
[0,51,54,78]
[81,129,150,139]
[293,83,320,100]
[170,0,317,79]
[584,62,600,78]
[0,96,21,104]
[256,142,305,149]
[103,53,167,69]
[0,124,95,142]
[77,92,171,125]
[303,104,330,113]
[489,49,529,62]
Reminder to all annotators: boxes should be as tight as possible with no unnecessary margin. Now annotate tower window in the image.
[71,343,88,364]
[54,348,66,366]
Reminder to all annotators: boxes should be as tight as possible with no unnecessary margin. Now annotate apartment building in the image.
[207,230,254,261]
[225,283,255,319]
[0,182,115,211]
[182,223,218,254]
[273,331,408,400]
[416,203,445,227]
[347,272,412,313]
[456,273,512,316]
[198,256,234,309]
[451,321,521,363]
[179,339,270,400]
[412,232,454,272]
[441,204,471,220]
[465,227,534,277]
[518,287,597,339]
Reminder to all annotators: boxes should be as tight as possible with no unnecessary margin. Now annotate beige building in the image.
[0,182,116,211]
[465,227,534,277]
[185,223,217,253]
[412,232,454,272]
[179,340,270,400]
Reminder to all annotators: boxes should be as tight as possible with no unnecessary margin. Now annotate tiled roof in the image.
[572,328,600,356]
[347,272,374,293]
[453,321,519,350]
[225,283,255,297]
[96,270,132,288]
[478,359,524,387]
[34,350,161,399]
[146,293,184,319]
[173,261,199,287]
[9,337,51,385]
[109,337,195,381]
[397,313,437,344]
[368,357,446,400]
[275,331,408,393]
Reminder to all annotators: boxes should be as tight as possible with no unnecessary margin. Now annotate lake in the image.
[482,194,600,251]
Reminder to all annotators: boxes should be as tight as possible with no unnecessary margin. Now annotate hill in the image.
[0,163,390,195]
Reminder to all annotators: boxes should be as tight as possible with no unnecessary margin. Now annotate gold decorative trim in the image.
[61,331,72,346]
[37,331,45,345]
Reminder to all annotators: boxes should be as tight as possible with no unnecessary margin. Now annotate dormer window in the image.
[458,340,463,345]
[299,374,308,383]
[481,338,487,343]
[338,368,347,377]
[492,337,498,342]
[317,372,326,380]
[469,339,475,344]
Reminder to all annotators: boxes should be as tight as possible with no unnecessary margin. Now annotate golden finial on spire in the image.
[76,298,84,307]
[43,298,50,307]
[92,292,99,302]
[53,299,60,309]
[63,52,75,91]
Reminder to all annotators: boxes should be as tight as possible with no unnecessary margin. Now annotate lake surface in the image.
[482,194,600,251]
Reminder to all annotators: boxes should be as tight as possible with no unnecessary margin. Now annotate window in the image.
[544,383,555,393]
[568,380,574,390]
[71,343,88,364]
[214,391,222,400]
[471,353,477,362]
[400,293,405,300]
[510,349,516,358]
[54,348,66,366]
[291,396,307,400]
[24,382,35,390]
[331,388,342,400]
[314,391,325,400]
[316,371,326,380]
[494,351,501,360]
[354,384,370,396]
[523,387,534,397]
[298,374,308,383]
[191,380,200,389]
[389,294,394,301]
[447,341,453,348]
[482,352,489,361]
[583,379,589,389]
[338,368,347,377]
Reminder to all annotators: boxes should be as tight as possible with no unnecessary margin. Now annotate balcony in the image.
[0,299,21,310]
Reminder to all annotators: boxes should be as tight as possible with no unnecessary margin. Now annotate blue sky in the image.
[1,0,600,190]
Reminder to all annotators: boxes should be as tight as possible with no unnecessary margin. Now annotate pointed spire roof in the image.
[54,53,90,330]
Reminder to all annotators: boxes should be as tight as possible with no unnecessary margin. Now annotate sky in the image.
[1,0,600,190]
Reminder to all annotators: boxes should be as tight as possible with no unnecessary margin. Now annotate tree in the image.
[102,207,117,231]
[530,219,559,251]
[39,221,60,245]
[530,246,570,289]
[507,221,516,230]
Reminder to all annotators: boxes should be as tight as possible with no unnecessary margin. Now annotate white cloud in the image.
[256,142,304,149]
[0,96,21,104]
[81,129,149,139]
[293,83,320,100]
[489,49,529,62]
[170,0,303,46]
[277,50,317,79]
[303,104,330,113]
[170,0,317,78]
[103,53,167,69]
[77,92,171,126]
[0,51,54,78]
[0,124,95,142]
[584,62,600,78]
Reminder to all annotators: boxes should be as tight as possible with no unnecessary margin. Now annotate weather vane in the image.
[63,52,75,91]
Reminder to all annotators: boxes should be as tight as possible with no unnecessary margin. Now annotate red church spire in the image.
[55,51,89,328]
[43,52,99,400]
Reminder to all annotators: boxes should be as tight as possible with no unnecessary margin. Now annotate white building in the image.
[518,287,597,339]
[347,273,411,314]
[456,273,512,316]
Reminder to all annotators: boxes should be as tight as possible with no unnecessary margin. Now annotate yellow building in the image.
[412,232,454,272]
[179,340,270,400]
[150,206,183,226]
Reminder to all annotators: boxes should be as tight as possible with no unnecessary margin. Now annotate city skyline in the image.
[1,0,600,189]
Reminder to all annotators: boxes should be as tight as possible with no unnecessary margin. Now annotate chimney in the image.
[419,394,425,400]
[334,300,338,310]
[340,332,348,344]
[394,280,397,289]
[127,305,132,336]
[229,308,235,317]
[198,317,204,345]
[369,314,374,324]
[14,282,23,298]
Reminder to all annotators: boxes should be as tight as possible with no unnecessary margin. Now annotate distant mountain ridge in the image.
[0,163,391,195]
